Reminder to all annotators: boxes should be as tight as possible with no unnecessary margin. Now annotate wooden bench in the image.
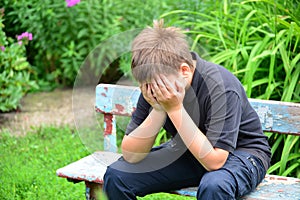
[56,83,300,200]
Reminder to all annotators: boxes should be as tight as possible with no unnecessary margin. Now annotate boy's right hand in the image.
[140,83,165,112]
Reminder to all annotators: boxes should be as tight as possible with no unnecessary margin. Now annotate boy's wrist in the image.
[150,106,167,120]
[152,107,167,117]
[166,103,184,115]
[152,103,165,112]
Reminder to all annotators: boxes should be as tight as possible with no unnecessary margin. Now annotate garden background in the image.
[0,0,299,199]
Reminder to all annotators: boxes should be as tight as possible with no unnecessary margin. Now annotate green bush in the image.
[0,13,38,112]
[1,0,121,87]
[0,0,181,87]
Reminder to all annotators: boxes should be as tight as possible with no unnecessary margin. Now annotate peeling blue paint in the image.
[173,175,300,199]
[96,84,140,116]
[250,100,300,134]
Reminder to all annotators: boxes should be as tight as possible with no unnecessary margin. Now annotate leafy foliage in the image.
[0,14,38,112]
[1,0,121,86]
[0,0,180,87]
[265,133,300,178]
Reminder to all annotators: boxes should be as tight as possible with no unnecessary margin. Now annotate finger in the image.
[149,84,161,103]
[159,74,176,92]
[141,83,154,102]
[147,84,155,99]
[140,83,145,93]
[151,81,165,99]
[154,76,165,88]
[175,80,185,93]
[150,81,160,94]
[141,83,149,97]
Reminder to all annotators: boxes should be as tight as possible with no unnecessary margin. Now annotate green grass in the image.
[0,126,193,200]
[0,126,88,200]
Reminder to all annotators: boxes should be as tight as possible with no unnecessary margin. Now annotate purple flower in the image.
[18,41,22,45]
[0,46,5,51]
[66,0,81,7]
[17,32,33,41]
[28,33,33,41]
[22,32,29,38]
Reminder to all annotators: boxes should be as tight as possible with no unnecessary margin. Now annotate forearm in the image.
[168,106,228,171]
[121,109,167,163]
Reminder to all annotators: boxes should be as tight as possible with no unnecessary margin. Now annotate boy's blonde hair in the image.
[131,19,193,83]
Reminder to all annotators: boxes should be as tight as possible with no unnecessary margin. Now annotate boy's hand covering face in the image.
[150,74,185,113]
[140,83,164,112]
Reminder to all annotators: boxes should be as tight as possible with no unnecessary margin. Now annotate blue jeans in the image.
[103,139,266,200]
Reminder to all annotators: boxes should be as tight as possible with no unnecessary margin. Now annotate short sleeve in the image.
[125,94,151,135]
[205,91,242,152]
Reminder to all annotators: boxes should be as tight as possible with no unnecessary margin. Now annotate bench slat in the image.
[56,152,121,183]
[95,84,140,116]
[95,84,300,135]
[250,99,300,135]
[239,175,300,199]
[174,175,300,200]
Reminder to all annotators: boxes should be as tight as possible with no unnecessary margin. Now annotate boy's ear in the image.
[179,63,192,77]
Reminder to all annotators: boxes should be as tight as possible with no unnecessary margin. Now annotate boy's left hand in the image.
[151,74,185,113]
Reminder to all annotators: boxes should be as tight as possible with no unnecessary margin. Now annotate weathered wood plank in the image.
[56,152,121,183]
[95,84,300,135]
[174,175,300,200]
[240,175,300,200]
[250,99,300,135]
[103,114,117,152]
[95,84,140,116]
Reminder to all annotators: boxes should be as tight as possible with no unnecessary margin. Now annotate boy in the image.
[103,20,271,200]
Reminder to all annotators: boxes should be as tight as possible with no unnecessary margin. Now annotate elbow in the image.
[122,154,137,163]
[121,148,140,163]
[121,140,147,163]
[199,155,227,171]
[199,148,229,171]
[122,151,147,163]
[204,163,224,171]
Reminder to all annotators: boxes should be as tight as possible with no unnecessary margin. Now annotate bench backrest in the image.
[95,84,300,152]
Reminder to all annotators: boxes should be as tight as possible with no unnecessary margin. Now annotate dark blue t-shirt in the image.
[126,52,271,170]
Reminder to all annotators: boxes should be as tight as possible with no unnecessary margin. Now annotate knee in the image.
[103,167,118,188]
[103,166,137,199]
[103,167,128,198]
[199,174,224,192]
[198,171,236,199]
